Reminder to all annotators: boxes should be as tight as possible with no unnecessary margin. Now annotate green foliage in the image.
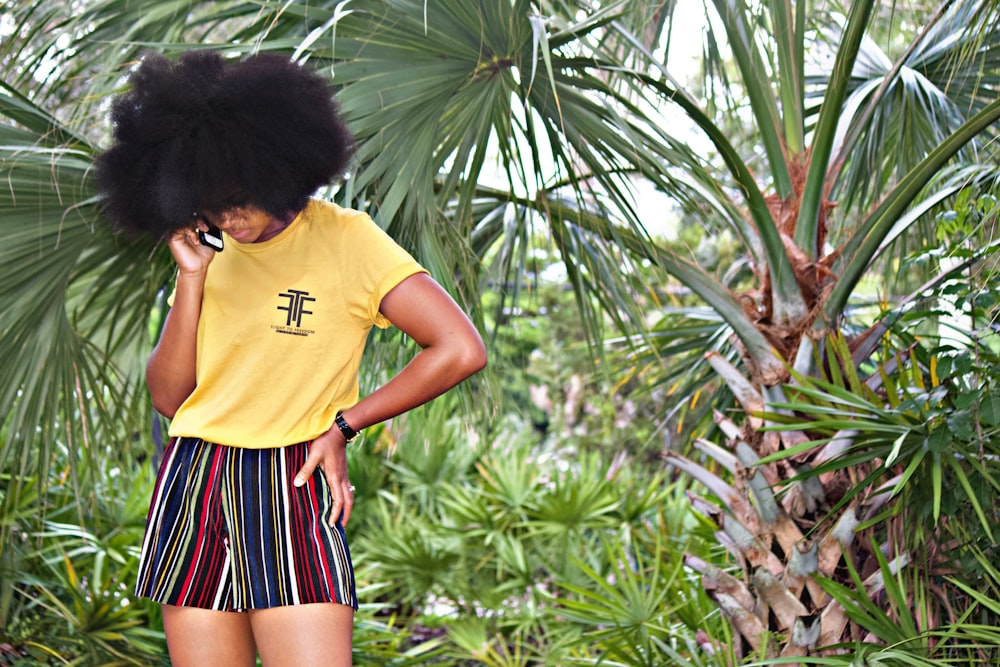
[548,518,727,666]
[344,396,732,664]
[799,540,1000,665]
[0,458,166,666]
[749,190,1000,661]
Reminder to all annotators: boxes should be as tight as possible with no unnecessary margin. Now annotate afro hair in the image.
[95,50,356,238]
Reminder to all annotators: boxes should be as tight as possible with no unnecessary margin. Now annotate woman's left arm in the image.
[348,271,488,426]
[294,272,487,523]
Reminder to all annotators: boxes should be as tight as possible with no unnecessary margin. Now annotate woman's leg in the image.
[162,604,257,667]
[249,602,354,667]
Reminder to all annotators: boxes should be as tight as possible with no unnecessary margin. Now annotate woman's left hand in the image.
[293,429,354,527]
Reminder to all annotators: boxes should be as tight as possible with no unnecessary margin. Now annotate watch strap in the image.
[335,411,359,443]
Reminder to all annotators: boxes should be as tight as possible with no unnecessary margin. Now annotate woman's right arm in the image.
[146,227,215,418]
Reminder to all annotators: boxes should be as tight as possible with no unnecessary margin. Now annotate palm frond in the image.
[0,92,168,493]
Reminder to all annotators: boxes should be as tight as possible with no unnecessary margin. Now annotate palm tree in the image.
[2,0,999,661]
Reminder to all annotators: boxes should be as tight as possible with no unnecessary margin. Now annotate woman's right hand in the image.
[166,225,216,276]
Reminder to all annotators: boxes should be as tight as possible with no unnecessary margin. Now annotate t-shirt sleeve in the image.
[346,213,427,329]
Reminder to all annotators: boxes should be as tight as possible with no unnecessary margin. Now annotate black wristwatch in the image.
[334,411,359,443]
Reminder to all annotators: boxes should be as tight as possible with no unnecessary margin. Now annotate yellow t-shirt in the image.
[166,199,426,448]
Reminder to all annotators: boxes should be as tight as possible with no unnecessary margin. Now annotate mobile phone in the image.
[197,221,224,252]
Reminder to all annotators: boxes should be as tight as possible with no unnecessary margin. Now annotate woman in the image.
[96,50,486,666]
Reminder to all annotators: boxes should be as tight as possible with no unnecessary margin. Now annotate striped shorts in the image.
[135,437,358,611]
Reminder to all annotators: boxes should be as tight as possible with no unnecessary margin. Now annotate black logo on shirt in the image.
[274,289,316,336]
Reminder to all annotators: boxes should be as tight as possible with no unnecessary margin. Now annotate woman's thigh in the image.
[249,602,354,667]
[162,604,256,667]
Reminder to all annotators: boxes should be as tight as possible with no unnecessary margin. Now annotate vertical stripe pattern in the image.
[135,437,358,611]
